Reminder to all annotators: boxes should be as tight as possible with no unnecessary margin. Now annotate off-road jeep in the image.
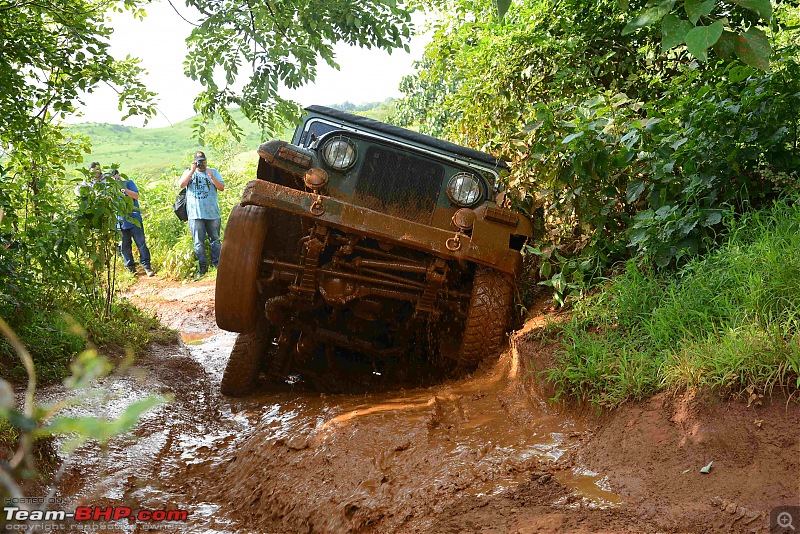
[215,106,532,395]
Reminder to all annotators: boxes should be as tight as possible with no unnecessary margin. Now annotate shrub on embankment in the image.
[0,155,176,383]
[541,199,800,408]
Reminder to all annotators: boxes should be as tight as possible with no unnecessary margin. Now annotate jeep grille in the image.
[355,146,445,224]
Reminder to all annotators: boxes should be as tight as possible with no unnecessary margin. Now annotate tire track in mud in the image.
[46,313,628,533]
[173,334,633,533]
[39,277,797,534]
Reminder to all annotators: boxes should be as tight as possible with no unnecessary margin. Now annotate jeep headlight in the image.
[321,136,357,171]
[446,172,482,207]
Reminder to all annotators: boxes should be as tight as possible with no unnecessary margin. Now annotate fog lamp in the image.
[452,208,476,231]
[304,167,329,191]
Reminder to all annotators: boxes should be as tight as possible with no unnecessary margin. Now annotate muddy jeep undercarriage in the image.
[215,106,532,395]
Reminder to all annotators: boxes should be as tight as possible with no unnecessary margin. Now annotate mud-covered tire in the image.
[220,331,269,396]
[215,204,269,333]
[457,266,514,367]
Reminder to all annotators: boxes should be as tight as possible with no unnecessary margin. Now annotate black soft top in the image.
[305,105,508,170]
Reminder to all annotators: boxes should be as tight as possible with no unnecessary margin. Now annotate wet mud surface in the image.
[33,277,800,533]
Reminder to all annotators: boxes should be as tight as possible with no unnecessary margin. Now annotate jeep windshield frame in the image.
[295,106,508,194]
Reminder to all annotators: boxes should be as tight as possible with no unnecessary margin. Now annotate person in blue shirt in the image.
[110,168,155,277]
[178,151,225,276]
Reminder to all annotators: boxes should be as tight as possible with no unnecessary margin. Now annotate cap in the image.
[193,151,207,163]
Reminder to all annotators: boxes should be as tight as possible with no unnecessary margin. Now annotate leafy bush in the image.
[542,199,800,407]
[399,0,800,304]
[0,138,178,383]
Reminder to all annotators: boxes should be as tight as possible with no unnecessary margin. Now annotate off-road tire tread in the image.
[215,204,269,333]
[220,332,265,396]
[458,266,513,366]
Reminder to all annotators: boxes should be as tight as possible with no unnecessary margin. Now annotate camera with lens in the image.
[196,160,207,171]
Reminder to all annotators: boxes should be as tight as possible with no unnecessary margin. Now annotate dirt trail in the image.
[38,275,800,533]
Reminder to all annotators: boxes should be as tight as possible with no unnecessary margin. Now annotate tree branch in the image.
[166,0,200,27]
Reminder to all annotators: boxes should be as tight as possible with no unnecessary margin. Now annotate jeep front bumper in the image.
[241,179,530,277]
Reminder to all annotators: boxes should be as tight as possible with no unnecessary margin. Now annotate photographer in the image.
[178,151,225,276]
[112,169,155,277]
[75,163,154,277]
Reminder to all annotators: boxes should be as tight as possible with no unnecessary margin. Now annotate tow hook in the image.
[310,195,325,216]
[446,231,466,251]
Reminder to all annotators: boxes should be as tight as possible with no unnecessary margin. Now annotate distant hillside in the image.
[327,98,398,124]
[66,109,281,175]
[66,101,399,176]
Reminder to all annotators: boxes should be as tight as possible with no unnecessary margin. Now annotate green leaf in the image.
[496,0,512,21]
[700,460,714,473]
[727,64,754,83]
[622,0,676,36]
[702,210,722,226]
[628,227,648,246]
[685,21,724,62]
[655,246,675,267]
[562,131,585,144]
[713,30,738,60]
[734,28,771,71]
[684,0,715,24]
[539,262,552,279]
[730,0,772,22]
[627,180,647,203]
[655,204,675,220]
[661,14,693,50]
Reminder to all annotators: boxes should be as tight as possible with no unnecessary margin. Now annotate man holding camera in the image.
[178,151,225,276]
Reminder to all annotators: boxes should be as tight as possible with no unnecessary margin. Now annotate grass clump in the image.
[544,199,800,408]
[0,298,176,383]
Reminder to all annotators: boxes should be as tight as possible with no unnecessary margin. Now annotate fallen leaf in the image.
[754,419,763,428]
[700,461,714,474]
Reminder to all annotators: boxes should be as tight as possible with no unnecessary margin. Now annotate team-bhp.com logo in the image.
[4,505,188,524]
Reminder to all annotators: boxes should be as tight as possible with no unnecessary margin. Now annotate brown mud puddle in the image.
[32,276,800,533]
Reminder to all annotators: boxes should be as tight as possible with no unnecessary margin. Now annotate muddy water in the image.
[42,330,618,533]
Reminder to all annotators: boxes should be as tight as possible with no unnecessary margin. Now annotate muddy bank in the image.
[519,334,800,534]
[573,389,800,533]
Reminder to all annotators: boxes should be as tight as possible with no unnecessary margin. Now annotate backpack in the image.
[173,188,188,222]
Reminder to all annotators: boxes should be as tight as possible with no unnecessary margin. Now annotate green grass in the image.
[66,109,291,175]
[66,101,399,176]
[0,417,20,450]
[1,298,177,383]
[541,199,800,408]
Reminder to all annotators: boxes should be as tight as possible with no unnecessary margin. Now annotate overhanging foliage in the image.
[400,0,799,305]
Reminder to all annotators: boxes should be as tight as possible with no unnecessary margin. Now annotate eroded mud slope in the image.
[41,276,797,534]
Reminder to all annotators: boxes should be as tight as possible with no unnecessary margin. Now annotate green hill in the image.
[66,100,399,176]
[66,109,285,175]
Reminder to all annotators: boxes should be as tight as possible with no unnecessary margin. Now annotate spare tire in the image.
[215,204,269,333]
